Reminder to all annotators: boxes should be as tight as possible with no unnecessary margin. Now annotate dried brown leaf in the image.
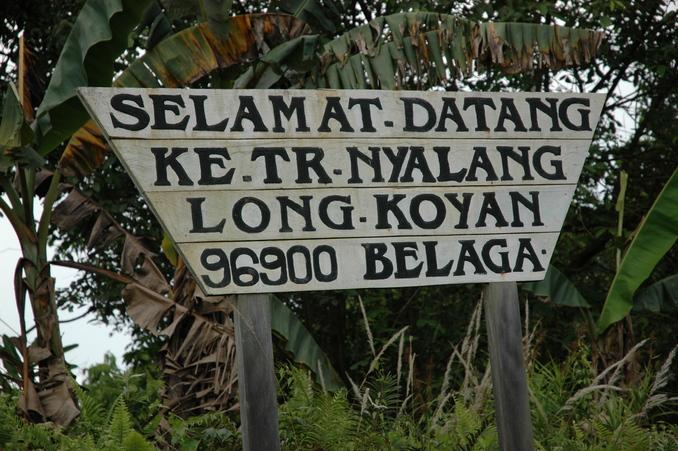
[17,379,47,423]
[121,233,156,276]
[37,377,79,426]
[135,254,170,295]
[51,187,100,231]
[87,211,125,250]
[122,283,179,334]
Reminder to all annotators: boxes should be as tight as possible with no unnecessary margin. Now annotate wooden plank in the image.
[233,294,281,451]
[484,282,534,451]
[110,138,594,192]
[146,185,575,243]
[78,88,605,141]
[179,233,559,295]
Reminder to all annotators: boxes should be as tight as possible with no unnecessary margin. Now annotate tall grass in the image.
[278,298,678,450]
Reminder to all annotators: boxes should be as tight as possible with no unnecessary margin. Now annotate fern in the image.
[308,390,360,449]
[452,398,482,448]
[592,418,614,442]
[71,382,108,439]
[122,430,151,451]
[106,397,134,445]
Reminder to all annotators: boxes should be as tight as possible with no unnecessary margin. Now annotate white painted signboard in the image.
[77,88,605,295]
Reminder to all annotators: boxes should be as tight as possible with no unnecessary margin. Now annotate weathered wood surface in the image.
[180,233,558,295]
[79,88,604,140]
[484,282,535,451]
[111,138,594,192]
[77,88,606,295]
[145,185,574,242]
[234,294,281,451]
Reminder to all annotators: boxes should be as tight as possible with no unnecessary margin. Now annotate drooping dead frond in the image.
[305,12,604,90]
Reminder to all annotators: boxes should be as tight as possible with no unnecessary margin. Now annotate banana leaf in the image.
[32,0,153,155]
[522,265,590,308]
[302,13,603,89]
[59,14,312,178]
[269,295,342,390]
[598,167,678,333]
[633,274,678,312]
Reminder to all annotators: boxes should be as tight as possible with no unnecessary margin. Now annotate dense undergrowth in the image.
[2,301,677,450]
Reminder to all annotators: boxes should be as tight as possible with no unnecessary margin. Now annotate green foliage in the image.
[0,385,154,450]
[164,412,241,450]
[2,310,678,450]
[275,301,678,450]
[598,166,678,332]
[32,0,154,154]
[269,294,342,390]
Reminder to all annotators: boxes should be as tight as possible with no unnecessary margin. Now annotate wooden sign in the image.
[77,89,605,295]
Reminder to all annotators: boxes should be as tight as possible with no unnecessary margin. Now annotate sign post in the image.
[233,293,280,450]
[78,88,604,449]
[485,282,534,450]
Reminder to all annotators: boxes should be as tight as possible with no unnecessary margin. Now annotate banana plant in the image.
[0,0,153,426]
[522,168,678,337]
[596,166,678,332]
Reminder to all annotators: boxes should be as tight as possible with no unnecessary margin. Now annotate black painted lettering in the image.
[423,241,453,277]
[319,195,355,230]
[401,147,436,182]
[363,243,393,279]
[231,248,260,286]
[348,97,382,132]
[466,147,499,182]
[393,242,423,279]
[149,94,189,130]
[533,146,565,180]
[463,97,496,131]
[251,147,290,185]
[497,146,534,181]
[495,98,527,132]
[476,192,509,227]
[383,147,408,182]
[287,246,312,284]
[347,147,384,183]
[195,148,234,185]
[151,147,193,186]
[110,94,149,131]
[513,238,545,272]
[526,97,562,132]
[269,96,310,132]
[189,95,229,131]
[260,247,287,285]
[510,191,543,227]
[402,97,436,132]
[454,240,486,275]
[318,97,354,132]
[444,193,473,229]
[434,147,467,182]
[251,147,290,184]
[232,197,270,233]
[559,98,591,131]
[292,147,332,184]
[230,96,268,132]
[435,98,468,132]
[200,248,230,288]
[187,198,226,233]
[277,196,316,232]
[482,239,511,273]
[410,194,446,229]
[374,194,412,229]
[313,246,338,282]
